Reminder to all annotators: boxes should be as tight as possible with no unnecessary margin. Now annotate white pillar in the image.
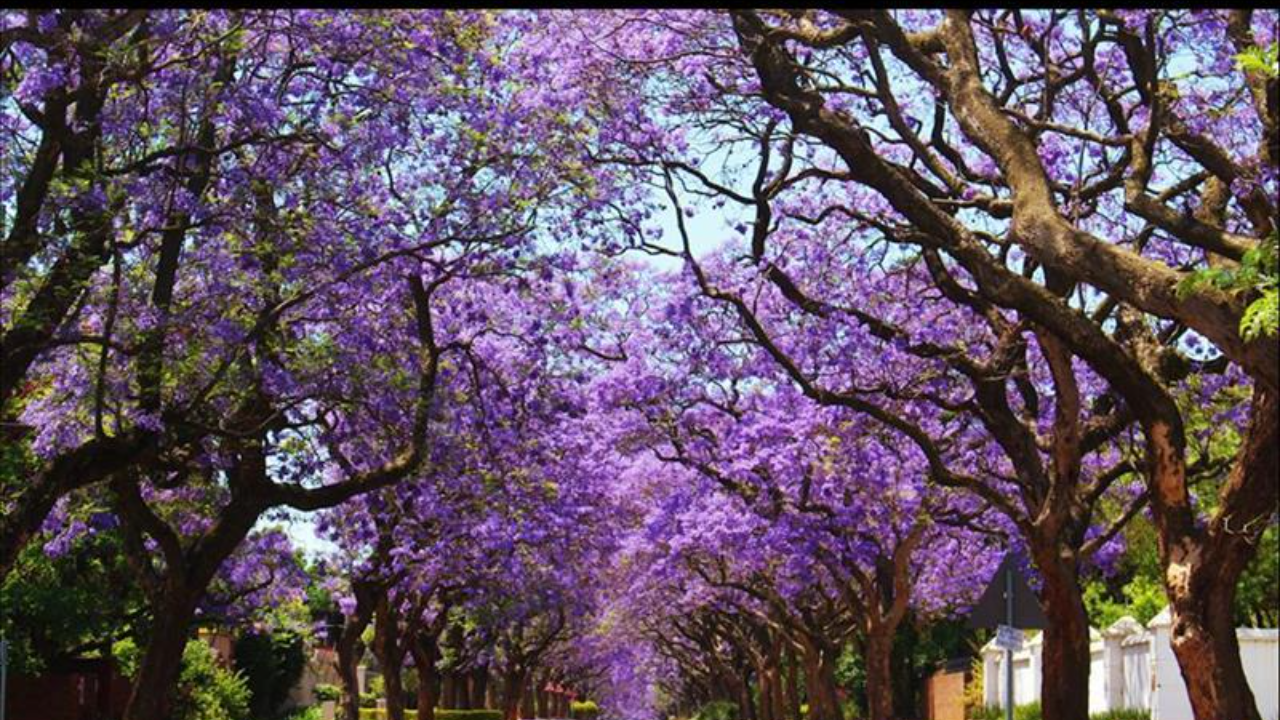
[983,645,1002,708]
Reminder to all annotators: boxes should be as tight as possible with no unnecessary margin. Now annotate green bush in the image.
[969,704,1149,720]
[692,701,737,720]
[283,708,322,720]
[969,702,1040,720]
[314,684,342,703]
[572,699,601,718]
[175,639,252,720]
[113,638,250,720]
[355,711,503,720]
[357,710,418,720]
[433,711,502,720]
[234,630,307,720]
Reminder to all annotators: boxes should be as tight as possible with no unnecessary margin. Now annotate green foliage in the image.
[175,639,253,720]
[1089,711,1152,720]
[835,616,977,715]
[572,699,602,718]
[1235,42,1279,78]
[0,519,144,675]
[692,700,738,720]
[282,708,323,720]
[233,629,308,719]
[1178,231,1278,341]
[1236,524,1280,627]
[1084,571,1167,628]
[113,638,251,720]
[968,702,1041,720]
[968,703,1150,720]
[315,683,342,702]
[355,711,505,720]
[431,711,502,720]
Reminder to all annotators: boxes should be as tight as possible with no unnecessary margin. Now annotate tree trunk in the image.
[1153,388,1275,720]
[412,631,441,720]
[536,680,550,718]
[783,644,801,720]
[502,668,527,720]
[373,592,408,720]
[442,672,458,710]
[863,629,895,720]
[800,643,841,720]
[1168,578,1261,720]
[337,583,378,720]
[522,675,537,719]
[1032,548,1091,720]
[121,586,200,720]
[471,663,490,709]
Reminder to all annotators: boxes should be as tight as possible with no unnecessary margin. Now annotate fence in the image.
[981,607,1280,720]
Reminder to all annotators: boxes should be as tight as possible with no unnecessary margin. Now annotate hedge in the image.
[357,710,503,720]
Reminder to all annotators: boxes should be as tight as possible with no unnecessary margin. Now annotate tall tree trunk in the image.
[783,644,801,720]
[373,592,408,720]
[502,668,527,720]
[1159,388,1276,720]
[442,671,458,710]
[337,581,379,720]
[1031,547,1091,720]
[800,643,841,720]
[863,629,895,720]
[536,679,550,719]
[411,631,441,720]
[471,663,490,709]
[121,585,200,720]
[521,675,537,719]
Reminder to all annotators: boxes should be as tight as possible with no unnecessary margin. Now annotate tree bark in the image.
[521,675,537,719]
[121,585,200,720]
[1031,547,1092,720]
[783,644,801,720]
[1159,388,1276,720]
[442,671,458,710]
[799,643,841,720]
[337,582,379,720]
[502,668,527,720]
[863,629,895,720]
[536,680,550,718]
[373,591,409,720]
[471,663,490,709]
[411,630,441,720]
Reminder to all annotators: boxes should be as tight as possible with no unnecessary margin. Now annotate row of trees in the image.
[3,9,1277,720]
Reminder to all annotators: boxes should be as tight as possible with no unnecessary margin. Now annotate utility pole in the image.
[1003,561,1013,717]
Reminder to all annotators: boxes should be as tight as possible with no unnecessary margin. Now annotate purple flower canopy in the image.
[5,9,1274,720]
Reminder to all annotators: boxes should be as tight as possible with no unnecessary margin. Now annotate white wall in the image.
[982,610,1279,720]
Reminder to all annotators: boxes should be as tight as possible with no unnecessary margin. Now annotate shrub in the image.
[692,701,737,720]
[114,637,252,720]
[571,699,601,719]
[433,711,503,720]
[968,703,1149,720]
[234,630,307,720]
[354,709,504,720]
[315,684,342,703]
[175,639,252,720]
[357,710,418,720]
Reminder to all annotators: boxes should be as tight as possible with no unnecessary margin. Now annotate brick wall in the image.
[925,669,968,720]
